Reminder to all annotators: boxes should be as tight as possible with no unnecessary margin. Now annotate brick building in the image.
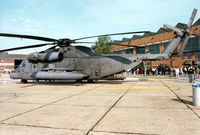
[112,18,200,68]
[0,52,27,72]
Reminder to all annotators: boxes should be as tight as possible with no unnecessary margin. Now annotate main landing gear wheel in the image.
[74,80,83,86]
[21,79,28,83]
[87,79,94,83]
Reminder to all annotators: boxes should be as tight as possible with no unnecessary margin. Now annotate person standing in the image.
[144,67,147,76]
[180,66,184,77]
[152,67,155,76]
[175,67,180,77]
[188,66,195,83]
[195,67,200,79]
[184,67,188,76]
[136,68,139,75]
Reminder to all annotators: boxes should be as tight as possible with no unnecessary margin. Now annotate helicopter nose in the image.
[10,72,20,79]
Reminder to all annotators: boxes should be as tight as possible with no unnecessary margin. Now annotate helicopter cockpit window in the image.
[75,46,95,56]
[21,61,26,68]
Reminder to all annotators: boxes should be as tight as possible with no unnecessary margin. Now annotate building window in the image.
[163,42,177,54]
[125,48,133,54]
[136,47,145,54]
[194,53,199,59]
[180,55,184,60]
[185,37,198,51]
[173,47,178,54]
[115,50,123,54]
[163,42,169,50]
[148,43,160,54]
[187,53,192,59]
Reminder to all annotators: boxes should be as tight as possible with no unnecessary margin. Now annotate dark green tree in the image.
[91,36,113,54]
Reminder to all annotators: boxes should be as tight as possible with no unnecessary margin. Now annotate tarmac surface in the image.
[0,74,200,135]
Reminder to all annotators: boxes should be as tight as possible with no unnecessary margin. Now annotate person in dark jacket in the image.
[188,66,195,83]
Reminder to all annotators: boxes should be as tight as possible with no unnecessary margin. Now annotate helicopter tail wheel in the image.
[21,79,28,83]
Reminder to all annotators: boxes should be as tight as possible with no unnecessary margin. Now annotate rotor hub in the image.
[57,38,73,46]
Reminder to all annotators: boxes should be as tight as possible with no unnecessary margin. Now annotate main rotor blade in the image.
[187,8,197,28]
[73,31,150,41]
[192,32,200,37]
[0,33,58,42]
[163,24,183,36]
[75,41,138,47]
[179,36,189,56]
[0,43,55,52]
[73,41,96,44]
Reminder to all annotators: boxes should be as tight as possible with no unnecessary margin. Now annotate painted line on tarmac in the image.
[91,130,161,135]
[131,87,169,90]
[130,87,191,90]
[160,80,200,119]
[0,85,104,124]
[0,123,87,133]
[3,78,8,85]
[0,85,192,91]
[0,85,96,91]
[85,82,137,135]
[102,84,129,88]
[20,84,36,88]
[0,84,126,90]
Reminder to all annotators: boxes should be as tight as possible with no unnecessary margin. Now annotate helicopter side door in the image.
[88,57,101,79]
[94,63,101,77]
[67,58,76,71]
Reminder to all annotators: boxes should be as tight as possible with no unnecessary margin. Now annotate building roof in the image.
[113,40,122,44]
[121,38,131,42]
[131,35,142,40]
[143,32,156,37]
[193,18,200,26]
[112,18,200,51]
[0,52,27,59]
[175,23,187,29]
[156,28,171,34]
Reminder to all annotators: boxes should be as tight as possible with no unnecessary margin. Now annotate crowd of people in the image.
[127,65,199,83]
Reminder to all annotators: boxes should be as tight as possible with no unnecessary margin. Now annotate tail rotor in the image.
[163,8,199,56]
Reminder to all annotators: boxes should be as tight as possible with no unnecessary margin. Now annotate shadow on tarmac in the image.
[172,98,193,106]
[16,80,137,86]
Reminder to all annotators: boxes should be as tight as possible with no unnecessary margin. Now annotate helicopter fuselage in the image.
[10,45,170,82]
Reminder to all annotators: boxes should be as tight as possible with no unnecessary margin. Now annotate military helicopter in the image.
[0,8,199,84]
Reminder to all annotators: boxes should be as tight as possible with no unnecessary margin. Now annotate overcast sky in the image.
[0,0,199,53]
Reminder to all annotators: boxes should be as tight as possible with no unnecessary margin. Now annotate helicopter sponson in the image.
[27,52,63,62]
